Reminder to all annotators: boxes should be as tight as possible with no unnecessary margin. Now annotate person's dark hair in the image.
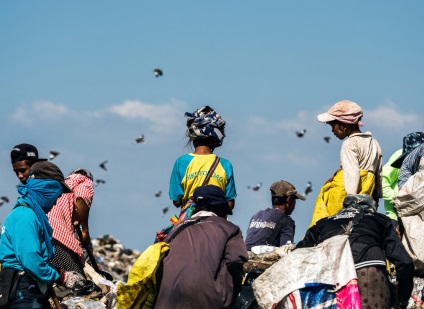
[272,195,295,205]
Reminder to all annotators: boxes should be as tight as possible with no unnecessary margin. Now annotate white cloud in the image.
[10,99,187,135]
[108,100,185,134]
[10,101,70,126]
[248,110,312,134]
[365,102,420,128]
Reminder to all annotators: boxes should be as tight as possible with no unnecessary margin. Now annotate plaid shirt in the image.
[47,174,94,259]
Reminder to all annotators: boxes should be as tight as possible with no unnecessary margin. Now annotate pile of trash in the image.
[54,235,141,309]
[409,277,424,308]
[91,234,141,282]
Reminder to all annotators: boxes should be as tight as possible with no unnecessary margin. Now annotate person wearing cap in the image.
[169,106,237,211]
[244,180,305,251]
[47,168,97,291]
[0,161,72,308]
[10,143,48,184]
[310,100,383,227]
[297,194,413,309]
[395,132,424,190]
[154,185,248,309]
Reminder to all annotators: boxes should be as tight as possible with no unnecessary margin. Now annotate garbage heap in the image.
[91,234,141,283]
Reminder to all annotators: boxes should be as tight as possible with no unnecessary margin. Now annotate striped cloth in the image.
[47,174,94,260]
[398,143,424,189]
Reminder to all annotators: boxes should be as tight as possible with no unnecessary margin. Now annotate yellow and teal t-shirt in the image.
[169,153,237,205]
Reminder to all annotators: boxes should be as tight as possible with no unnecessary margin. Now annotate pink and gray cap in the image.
[317,100,364,126]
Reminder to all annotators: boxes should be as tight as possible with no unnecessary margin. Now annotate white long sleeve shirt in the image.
[340,132,383,197]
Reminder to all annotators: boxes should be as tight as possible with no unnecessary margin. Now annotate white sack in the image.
[394,159,424,274]
[252,235,357,309]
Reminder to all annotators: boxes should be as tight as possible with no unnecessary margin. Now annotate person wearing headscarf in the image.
[169,105,237,211]
[47,168,97,292]
[297,194,414,309]
[0,161,72,308]
[309,100,383,227]
[155,185,248,309]
[394,132,424,189]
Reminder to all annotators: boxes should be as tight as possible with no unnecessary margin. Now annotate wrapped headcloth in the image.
[185,106,226,146]
[343,194,377,213]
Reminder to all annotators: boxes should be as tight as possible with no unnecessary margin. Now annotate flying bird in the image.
[49,151,60,160]
[134,134,145,144]
[162,206,169,215]
[95,179,106,186]
[295,130,306,138]
[1,196,9,203]
[154,190,162,198]
[248,182,263,191]
[99,161,108,171]
[153,68,163,78]
[324,136,331,143]
[304,181,313,196]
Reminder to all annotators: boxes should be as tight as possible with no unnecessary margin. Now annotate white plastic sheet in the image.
[252,235,357,309]
[394,159,424,274]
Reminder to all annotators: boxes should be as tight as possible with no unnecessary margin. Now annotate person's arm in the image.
[222,159,237,210]
[73,179,94,247]
[295,225,319,249]
[382,217,414,305]
[278,217,295,246]
[382,149,402,219]
[75,197,91,246]
[169,158,185,207]
[398,146,424,189]
[340,140,360,195]
[10,208,60,285]
[224,227,249,303]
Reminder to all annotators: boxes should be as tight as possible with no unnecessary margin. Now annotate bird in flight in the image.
[153,68,163,78]
[323,136,331,143]
[295,130,306,138]
[154,190,162,198]
[99,161,108,171]
[304,181,313,196]
[95,179,106,186]
[0,196,9,207]
[135,134,145,144]
[248,182,263,191]
[49,151,60,160]
[162,206,169,215]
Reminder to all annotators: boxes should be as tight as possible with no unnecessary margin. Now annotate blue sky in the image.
[1,1,423,251]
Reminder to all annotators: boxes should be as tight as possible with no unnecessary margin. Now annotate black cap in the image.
[11,143,48,164]
[30,161,72,193]
[193,185,232,215]
[391,132,424,168]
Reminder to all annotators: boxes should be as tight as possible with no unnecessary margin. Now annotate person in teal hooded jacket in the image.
[0,161,72,308]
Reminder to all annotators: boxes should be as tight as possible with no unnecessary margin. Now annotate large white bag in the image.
[252,234,357,309]
[393,158,424,274]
